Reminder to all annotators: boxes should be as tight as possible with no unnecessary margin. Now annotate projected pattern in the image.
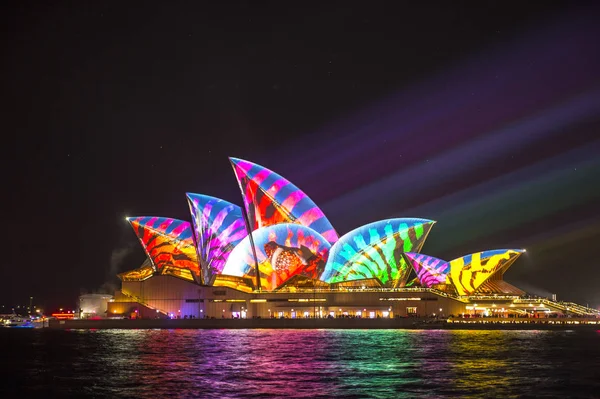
[118,263,154,281]
[127,216,200,282]
[449,249,525,295]
[230,158,338,244]
[187,193,248,284]
[320,218,435,287]
[222,223,331,291]
[403,252,450,287]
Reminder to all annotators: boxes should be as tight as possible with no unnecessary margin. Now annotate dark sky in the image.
[3,1,600,312]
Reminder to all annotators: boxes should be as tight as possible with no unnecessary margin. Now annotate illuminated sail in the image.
[403,252,449,288]
[229,157,338,244]
[187,193,248,284]
[449,249,525,295]
[320,218,435,287]
[127,216,200,282]
[222,223,331,291]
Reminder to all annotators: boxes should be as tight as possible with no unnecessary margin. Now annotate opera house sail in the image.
[126,216,200,283]
[222,223,331,291]
[320,218,435,287]
[186,193,248,285]
[403,249,525,295]
[229,157,339,244]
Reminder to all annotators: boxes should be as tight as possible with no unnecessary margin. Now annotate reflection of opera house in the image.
[107,158,597,320]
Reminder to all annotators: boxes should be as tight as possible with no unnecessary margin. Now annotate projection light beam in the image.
[321,89,600,222]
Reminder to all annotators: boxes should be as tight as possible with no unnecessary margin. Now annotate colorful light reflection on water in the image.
[2,329,600,398]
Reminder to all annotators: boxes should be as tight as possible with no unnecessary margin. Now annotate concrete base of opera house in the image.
[106,275,470,321]
[99,276,599,325]
[48,317,600,330]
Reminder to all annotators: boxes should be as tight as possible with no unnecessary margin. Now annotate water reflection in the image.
[2,329,600,398]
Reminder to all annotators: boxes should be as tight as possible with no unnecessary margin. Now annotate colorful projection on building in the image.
[448,249,525,295]
[403,252,450,288]
[122,158,525,297]
[222,223,331,291]
[212,275,254,293]
[118,263,154,281]
[127,217,201,282]
[161,265,195,282]
[186,193,248,284]
[320,218,435,287]
[229,157,339,244]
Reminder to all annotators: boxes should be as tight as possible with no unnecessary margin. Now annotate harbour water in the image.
[2,329,599,398]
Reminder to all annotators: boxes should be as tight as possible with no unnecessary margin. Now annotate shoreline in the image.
[44,318,600,330]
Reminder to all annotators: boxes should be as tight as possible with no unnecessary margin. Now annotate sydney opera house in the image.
[107,158,596,320]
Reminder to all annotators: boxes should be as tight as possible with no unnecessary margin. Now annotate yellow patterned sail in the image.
[449,249,524,295]
[118,259,154,282]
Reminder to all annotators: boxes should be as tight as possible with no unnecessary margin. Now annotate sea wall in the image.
[47,317,600,330]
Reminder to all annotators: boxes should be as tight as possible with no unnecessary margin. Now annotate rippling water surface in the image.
[2,329,599,398]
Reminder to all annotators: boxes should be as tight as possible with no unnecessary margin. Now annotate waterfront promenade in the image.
[47,316,600,330]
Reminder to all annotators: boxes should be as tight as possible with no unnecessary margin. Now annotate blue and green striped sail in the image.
[319,218,435,287]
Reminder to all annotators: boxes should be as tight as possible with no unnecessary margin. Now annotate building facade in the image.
[108,158,598,319]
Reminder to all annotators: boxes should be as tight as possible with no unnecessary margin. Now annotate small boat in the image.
[2,314,34,328]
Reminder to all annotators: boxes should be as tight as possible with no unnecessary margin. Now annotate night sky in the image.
[3,2,599,312]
